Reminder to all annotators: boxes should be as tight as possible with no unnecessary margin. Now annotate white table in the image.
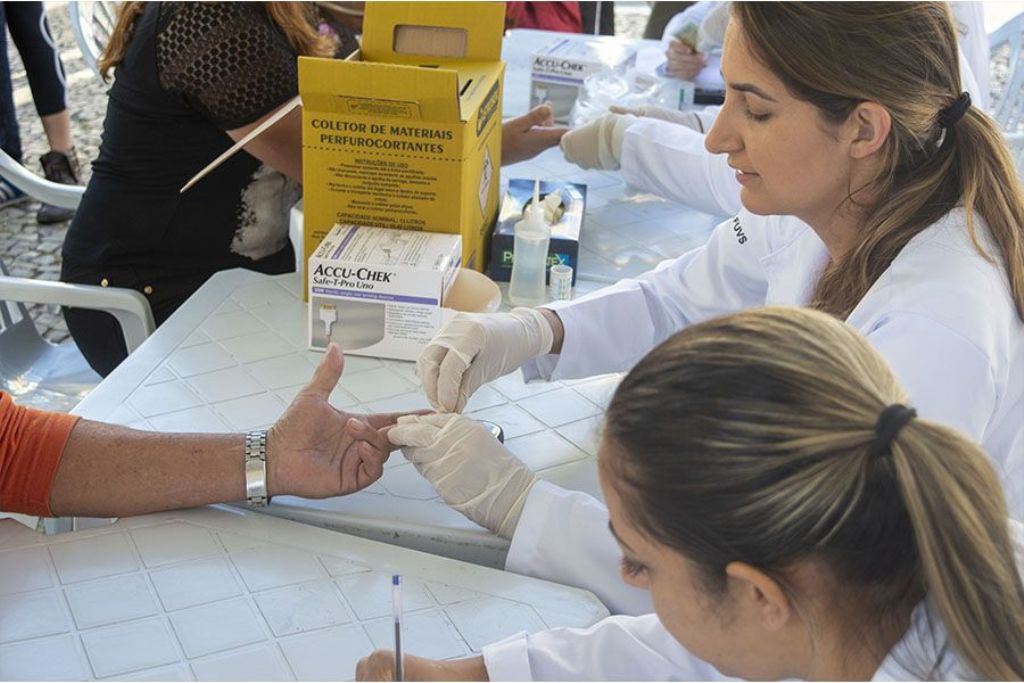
[66,29,721,568]
[0,508,607,681]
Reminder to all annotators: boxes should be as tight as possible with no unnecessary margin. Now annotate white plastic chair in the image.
[0,258,155,413]
[69,1,120,80]
[0,149,84,209]
[989,12,1023,133]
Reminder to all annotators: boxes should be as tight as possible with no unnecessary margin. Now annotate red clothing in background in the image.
[506,2,583,32]
[0,392,79,516]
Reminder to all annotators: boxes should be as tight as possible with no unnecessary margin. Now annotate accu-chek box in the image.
[530,37,637,123]
[309,225,461,361]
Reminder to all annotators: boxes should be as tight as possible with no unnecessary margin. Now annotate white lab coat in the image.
[492,513,1024,681]
[511,206,1024,615]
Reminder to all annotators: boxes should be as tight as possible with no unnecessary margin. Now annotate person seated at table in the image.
[0,344,403,518]
[60,2,566,378]
[404,1,1024,616]
[559,1,987,218]
[361,307,1024,681]
[659,1,730,81]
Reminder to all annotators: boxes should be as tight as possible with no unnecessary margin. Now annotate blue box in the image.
[488,179,586,285]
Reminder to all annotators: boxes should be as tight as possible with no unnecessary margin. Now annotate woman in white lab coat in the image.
[559,3,987,219]
[391,1,1024,617]
[360,307,1024,681]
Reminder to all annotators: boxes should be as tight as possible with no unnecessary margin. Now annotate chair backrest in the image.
[0,149,84,209]
[990,12,1024,133]
[69,1,120,80]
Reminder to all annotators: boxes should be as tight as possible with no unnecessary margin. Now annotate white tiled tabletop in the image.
[0,507,608,681]
[70,269,614,568]
[65,31,720,567]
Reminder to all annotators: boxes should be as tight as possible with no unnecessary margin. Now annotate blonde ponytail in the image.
[891,423,1024,680]
[605,306,1024,679]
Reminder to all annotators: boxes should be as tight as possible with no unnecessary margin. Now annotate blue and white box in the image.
[309,225,462,361]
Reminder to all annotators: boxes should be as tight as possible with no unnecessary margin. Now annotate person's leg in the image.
[0,1,29,209]
[5,1,80,223]
[40,110,73,152]
[5,1,68,125]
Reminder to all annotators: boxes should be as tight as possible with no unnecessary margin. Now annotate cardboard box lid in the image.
[300,57,463,120]
[361,2,504,65]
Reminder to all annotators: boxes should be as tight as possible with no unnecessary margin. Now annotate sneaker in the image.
[37,148,82,224]
[0,177,29,209]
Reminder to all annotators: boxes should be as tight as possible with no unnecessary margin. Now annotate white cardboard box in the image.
[530,37,637,122]
[309,225,461,360]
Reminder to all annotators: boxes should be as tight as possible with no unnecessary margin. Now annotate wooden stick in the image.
[179,95,302,194]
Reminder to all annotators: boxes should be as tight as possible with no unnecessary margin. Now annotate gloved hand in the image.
[559,112,637,170]
[387,414,538,539]
[608,104,705,132]
[418,308,554,413]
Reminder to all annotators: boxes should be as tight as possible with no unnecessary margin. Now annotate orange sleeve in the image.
[0,392,80,516]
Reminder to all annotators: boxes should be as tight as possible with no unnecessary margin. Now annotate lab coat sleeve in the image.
[482,613,731,682]
[866,312,996,447]
[505,481,653,615]
[522,212,770,382]
[619,117,741,217]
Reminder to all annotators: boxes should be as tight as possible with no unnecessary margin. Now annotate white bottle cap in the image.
[549,264,573,301]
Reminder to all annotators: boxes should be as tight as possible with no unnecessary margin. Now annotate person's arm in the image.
[227,103,303,182]
[523,211,774,382]
[356,652,488,681]
[356,615,727,681]
[619,117,741,217]
[8,345,403,518]
[505,481,652,615]
[158,3,305,182]
[501,104,567,166]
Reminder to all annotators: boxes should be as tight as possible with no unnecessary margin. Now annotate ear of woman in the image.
[847,102,892,160]
[725,562,794,632]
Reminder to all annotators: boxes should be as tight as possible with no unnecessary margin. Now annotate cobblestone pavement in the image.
[1,1,651,345]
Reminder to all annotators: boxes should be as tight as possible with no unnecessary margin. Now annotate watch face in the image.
[475,420,505,443]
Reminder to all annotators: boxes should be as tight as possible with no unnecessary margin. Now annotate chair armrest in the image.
[0,276,155,353]
[0,150,84,209]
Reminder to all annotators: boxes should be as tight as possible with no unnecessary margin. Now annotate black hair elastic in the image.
[869,404,917,458]
[937,91,971,129]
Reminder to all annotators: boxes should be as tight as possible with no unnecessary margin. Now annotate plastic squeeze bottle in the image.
[508,179,552,307]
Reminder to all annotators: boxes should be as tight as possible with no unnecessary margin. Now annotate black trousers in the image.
[0,1,68,161]
[61,245,295,377]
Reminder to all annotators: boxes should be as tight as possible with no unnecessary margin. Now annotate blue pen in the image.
[392,574,403,681]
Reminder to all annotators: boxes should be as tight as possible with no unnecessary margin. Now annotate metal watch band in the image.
[244,430,269,507]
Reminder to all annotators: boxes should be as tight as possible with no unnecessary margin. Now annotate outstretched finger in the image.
[305,343,346,400]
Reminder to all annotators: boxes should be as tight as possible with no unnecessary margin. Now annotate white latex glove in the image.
[560,112,637,170]
[387,414,537,539]
[608,104,705,132]
[418,308,554,413]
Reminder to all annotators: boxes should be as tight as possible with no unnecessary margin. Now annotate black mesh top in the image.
[63,2,302,299]
[156,2,300,130]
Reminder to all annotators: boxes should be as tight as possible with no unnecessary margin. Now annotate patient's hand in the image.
[356,650,489,681]
[267,344,408,498]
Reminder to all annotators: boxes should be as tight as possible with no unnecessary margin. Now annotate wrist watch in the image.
[245,430,270,507]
